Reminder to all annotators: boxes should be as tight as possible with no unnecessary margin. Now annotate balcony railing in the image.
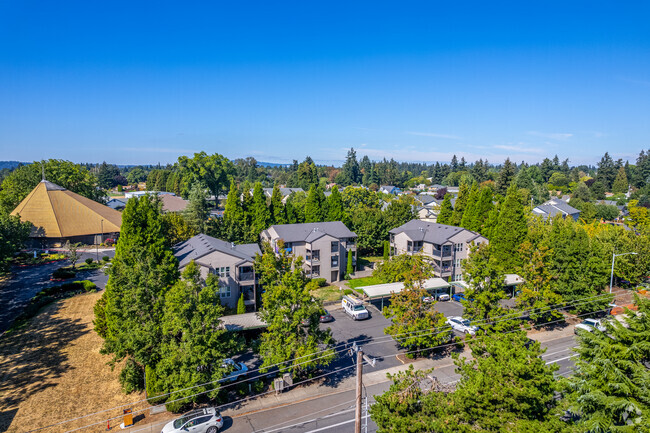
[238,271,255,281]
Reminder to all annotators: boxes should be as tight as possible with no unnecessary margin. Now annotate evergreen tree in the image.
[460,182,479,230]
[304,185,325,222]
[384,198,417,230]
[237,293,245,314]
[490,184,527,271]
[269,185,286,225]
[250,182,270,237]
[495,158,516,196]
[472,186,494,233]
[326,186,343,221]
[0,212,31,271]
[436,193,453,225]
[154,261,242,410]
[184,183,209,234]
[611,166,629,194]
[346,250,354,278]
[383,240,389,261]
[471,159,487,183]
[567,296,650,431]
[596,151,616,190]
[98,195,179,387]
[240,184,255,242]
[450,154,459,172]
[341,147,361,185]
[222,181,245,242]
[451,182,470,226]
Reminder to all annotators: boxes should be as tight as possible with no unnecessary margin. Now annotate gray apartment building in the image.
[389,220,488,282]
[261,221,357,283]
[173,234,261,311]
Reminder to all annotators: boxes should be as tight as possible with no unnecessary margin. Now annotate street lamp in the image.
[610,251,638,293]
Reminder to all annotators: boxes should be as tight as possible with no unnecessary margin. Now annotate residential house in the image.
[106,197,128,211]
[173,234,261,311]
[246,187,305,204]
[261,221,357,283]
[159,194,189,213]
[389,220,488,282]
[379,185,401,195]
[532,198,581,221]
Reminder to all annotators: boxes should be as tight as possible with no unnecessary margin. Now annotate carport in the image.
[358,277,452,310]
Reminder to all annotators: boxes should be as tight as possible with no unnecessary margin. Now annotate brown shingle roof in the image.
[11,180,122,238]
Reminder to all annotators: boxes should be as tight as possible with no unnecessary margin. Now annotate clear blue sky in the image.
[1,1,649,166]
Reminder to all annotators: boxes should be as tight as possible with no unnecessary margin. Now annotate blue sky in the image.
[1,1,649,166]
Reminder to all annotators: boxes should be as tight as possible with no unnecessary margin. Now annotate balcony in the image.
[238,271,255,281]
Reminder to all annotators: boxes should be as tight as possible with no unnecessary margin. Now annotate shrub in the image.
[312,278,327,287]
[145,365,167,405]
[119,358,144,394]
[343,289,353,296]
[85,258,93,265]
[102,256,110,262]
[105,238,115,246]
[93,294,108,338]
[237,293,245,314]
[52,267,76,279]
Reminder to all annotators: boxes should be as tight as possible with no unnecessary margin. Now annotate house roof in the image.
[255,187,305,197]
[389,219,483,245]
[173,233,261,268]
[266,221,357,243]
[533,199,580,219]
[359,277,451,299]
[159,194,189,213]
[220,312,267,331]
[11,180,122,238]
[415,194,436,205]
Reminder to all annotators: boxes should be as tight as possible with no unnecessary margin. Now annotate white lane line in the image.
[257,408,356,433]
[546,355,576,364]
[542,348,572,358]
[302,415,370,433]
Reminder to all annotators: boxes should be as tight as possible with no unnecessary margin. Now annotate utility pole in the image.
[355,350,363,433]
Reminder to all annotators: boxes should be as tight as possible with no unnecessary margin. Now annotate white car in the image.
[446,316,479,335]
[222,358,248,382]
[161,407,223,433]
[574,318,607,334]
[436,293,450,302]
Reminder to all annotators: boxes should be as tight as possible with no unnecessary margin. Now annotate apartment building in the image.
[261,221,357,283]
[173,234,261,311]
[389,220,488,282]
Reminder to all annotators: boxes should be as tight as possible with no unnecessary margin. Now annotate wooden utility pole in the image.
[355,349,363,433]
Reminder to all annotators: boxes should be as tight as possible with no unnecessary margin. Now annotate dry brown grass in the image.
[0,291,146,433]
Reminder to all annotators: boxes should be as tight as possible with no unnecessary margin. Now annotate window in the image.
[216,266,230,278]
[331,241,339,252]
[312,249,320,261]
[454,243,463,252]
[312,265,320,277]
[219,284,231,298]
[407,241,413,252]
[453,274,463,282]
[454,258,462,267]
[331,256,339,267]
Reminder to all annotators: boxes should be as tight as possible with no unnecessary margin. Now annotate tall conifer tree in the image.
[460,182,479,230]
[490,184,528,271]
[269,185,286,225]
[436,193,453,225]
[326,186,344,221]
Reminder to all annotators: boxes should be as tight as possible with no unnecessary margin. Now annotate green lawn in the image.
[356,256,383,269]
[346,276,384,289]
[310,285,343,303]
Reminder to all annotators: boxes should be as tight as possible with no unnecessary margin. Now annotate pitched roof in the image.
[159,194,189,213]
[266,221,356,243]
[11,180,122,238]
[533,199,580,218]
[389,220,483,245]
[173,233,261,268]
[415,194,436,205]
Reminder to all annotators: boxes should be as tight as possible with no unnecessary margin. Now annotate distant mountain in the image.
[0,161,27,170]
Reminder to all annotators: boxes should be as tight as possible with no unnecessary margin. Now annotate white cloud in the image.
[493,144,544,154]
[527,131,573,140]
[405,131,462,140]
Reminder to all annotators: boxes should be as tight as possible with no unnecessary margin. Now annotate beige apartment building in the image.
[173,234,261,311]
[389,220,488,282]
[261,221,357,283]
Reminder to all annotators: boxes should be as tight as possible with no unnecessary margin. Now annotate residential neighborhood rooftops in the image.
[220,312,267,331]
[159,194,189,213]
[173,233,261,267]
[533,198,580,220]
[264,221,357,243]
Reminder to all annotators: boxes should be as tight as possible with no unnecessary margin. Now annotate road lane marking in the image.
[302,415,370,433]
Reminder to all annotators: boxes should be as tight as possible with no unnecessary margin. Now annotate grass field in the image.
[346,276,384,289]
[309,285,343,303]
[0,291,148,432]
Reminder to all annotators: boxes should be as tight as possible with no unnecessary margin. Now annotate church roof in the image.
[10,180,122,238]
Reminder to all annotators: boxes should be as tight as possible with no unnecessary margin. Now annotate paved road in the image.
[224,334,578,433]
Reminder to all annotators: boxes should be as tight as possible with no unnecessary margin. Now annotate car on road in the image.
[161,407,223,433]
[446,316,479,335]
[319,309,334,323]
[221,358,248,382]
[574,318,607,334]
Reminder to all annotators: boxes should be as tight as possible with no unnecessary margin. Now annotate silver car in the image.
[446,316,479,335]
[161,407,223,433]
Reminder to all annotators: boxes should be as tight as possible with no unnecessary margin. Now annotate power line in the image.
[29,289,627,433]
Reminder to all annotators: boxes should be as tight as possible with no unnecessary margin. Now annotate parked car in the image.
[319,309,334,323]
[422,295,435,303]
[221,358,248,382]
[574,318,607,334]
[446,316,479,335]
[452,293,465,302]
[436,293,450,302]
[161,407,223,433]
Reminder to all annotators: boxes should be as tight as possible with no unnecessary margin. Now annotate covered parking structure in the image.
[358,277,452,310]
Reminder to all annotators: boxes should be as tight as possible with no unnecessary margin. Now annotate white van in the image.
[342,295,369,320]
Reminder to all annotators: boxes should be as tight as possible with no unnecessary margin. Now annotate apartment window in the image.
[454,258,462,267]
[311,265,320,277]
[219,284,231,298]
[407,241,413,252]
[216,266,230,278]
[331,241,339,252]
[454,243,463,252]
[331,256,339,267]
[453,274,463,282]
[312,249,320,261]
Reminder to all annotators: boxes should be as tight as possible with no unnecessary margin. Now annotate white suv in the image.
[161,407,223,433]
[574,318,606,334]
[446,316,479,335]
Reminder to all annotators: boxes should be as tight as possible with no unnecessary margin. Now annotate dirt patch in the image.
[0,291,146,432]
